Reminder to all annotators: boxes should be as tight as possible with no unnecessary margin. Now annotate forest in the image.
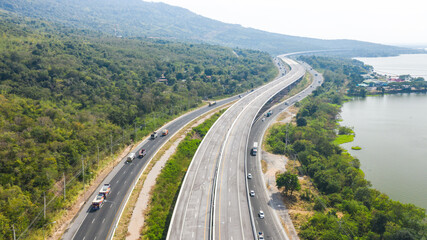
[0,12,277,239]
[267,56,426,239]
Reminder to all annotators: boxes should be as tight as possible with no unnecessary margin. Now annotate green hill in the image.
[0,13,277,239]
[0,0,423,56]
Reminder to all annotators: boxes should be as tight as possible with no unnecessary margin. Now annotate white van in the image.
[251,142,258,156]
[126,152,136,163]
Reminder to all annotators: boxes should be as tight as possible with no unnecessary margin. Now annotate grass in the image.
[333,134,355,145]
[351,146,362,150]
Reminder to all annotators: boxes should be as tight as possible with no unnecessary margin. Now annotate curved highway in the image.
[247,59,324,240]
[167,57,306,240]
[62,93,245,240]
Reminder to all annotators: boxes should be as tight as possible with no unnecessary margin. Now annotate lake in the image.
[340,53,427,210]
[340,94,427,210]
[356,53,427,79]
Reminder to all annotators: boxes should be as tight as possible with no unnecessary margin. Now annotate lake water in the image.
[340,94,427,210]
[356,53,427,79]
[340,54,427,210]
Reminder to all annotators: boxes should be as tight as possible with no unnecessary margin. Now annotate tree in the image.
[371,212,388,239]
[276,172,301,196]
[296,117,307,127]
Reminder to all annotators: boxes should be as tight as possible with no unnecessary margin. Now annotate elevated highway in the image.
[167,57,306,240]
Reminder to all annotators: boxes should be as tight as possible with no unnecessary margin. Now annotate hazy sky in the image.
[149,0,427,46]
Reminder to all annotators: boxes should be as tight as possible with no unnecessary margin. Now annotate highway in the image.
[167,57,306,240]
[247,59,324,240]
[62,93,245,240]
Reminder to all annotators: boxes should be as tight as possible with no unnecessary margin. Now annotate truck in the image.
[251,142,258,156]
[99,184,111,198]
[208,101,216,107]
[126,152,136,163]
[162,129,169,136]
[92,193,105,210]
[150,131,158,139]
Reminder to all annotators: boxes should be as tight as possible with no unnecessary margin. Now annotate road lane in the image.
[247,59,324,240]
[168,57,305,240]
[62,93,245,240]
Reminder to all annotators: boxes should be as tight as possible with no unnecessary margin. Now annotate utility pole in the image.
[12,224,16,240]
[134,121,137,141]
[110,134,113,169]
[97,144,99,166]
[82,156,85,202]
[43,192,46,219]
[63,173,66,200]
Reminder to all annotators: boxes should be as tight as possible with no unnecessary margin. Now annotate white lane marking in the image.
[116,180,119,184]
[92,218,95,224]
[103,218,106,223]
[229,217,231,223]
[94,237,97,240]
[110,204,113,208]
[123,171,127,175]
[229,201,231,206]
[82,237,85,240]
[124,180,127,184]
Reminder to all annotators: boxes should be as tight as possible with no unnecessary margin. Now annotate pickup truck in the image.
[151,131,158,139]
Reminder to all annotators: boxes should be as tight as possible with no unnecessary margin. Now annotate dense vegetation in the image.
[1,0,424,57]
[267,56,426,239]
[142,110,224,240]
[0,13,277,239]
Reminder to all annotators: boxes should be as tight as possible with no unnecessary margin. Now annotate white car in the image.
[247,173,252,179]
[250,190,255,197]
[258,210,264,219]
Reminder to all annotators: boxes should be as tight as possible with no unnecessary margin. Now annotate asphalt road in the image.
[167,57,306,240]
[247,59,324,240]
[62,93,245,240]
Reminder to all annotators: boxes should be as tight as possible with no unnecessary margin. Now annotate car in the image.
[138,149,146,158]
[91,193,105,210]
[258,210,264,219]
[247,173,252,179]
[250,190,255,197]
[258,232,264,240]
[99,183,111,198]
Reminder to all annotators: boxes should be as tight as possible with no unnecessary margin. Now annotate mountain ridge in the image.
[0,0,424,57]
